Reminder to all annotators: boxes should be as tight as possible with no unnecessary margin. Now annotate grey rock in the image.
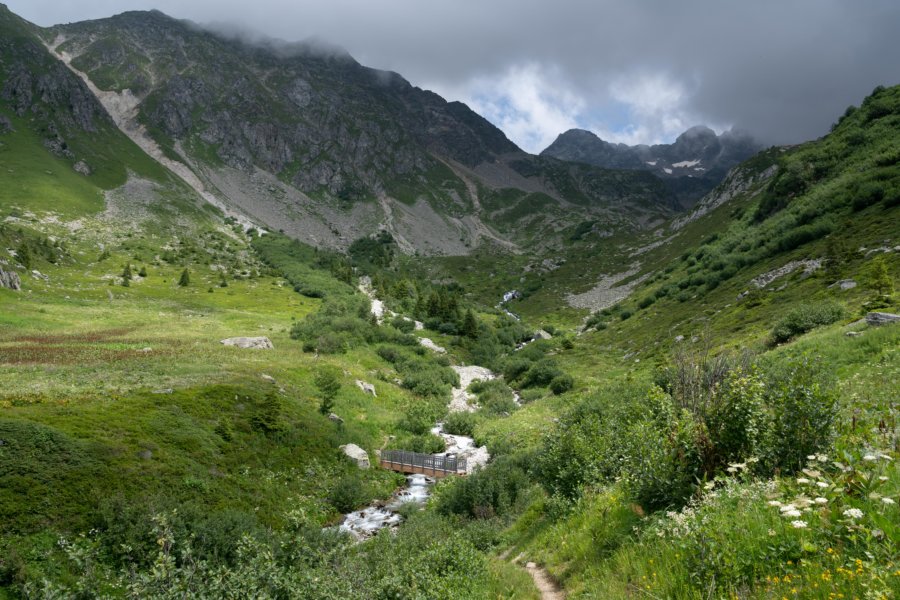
[328,413,344,424]
[138,449,153,460]
[0,115,12,134]
[0,268,21,290]
[339,443,370,469]
[845,331,862,337]
[534,329,553,340]
[261,374,276,383]
[152,388,173,394]
[830,279,857,290]
[674,335,685,342]
[73,160,92,175]
[355,380,377,396]
[866,312,900,327]
[220,336,274,349]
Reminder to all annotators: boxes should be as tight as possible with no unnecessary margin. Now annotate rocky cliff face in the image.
[541,126,761,207]
[0,6,113,162]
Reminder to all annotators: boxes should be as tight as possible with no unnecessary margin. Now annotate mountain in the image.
[6,8,677,254]
[541,125,761,207]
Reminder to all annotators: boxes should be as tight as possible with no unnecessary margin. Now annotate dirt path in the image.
[511,553,566,599]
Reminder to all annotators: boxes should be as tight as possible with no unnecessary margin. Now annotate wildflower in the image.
[814,497,828,504]
[807,455,817,461]
[843,508,864,519]
[768,500,783,507]
[791,520,807,529]
[863,454,877,461]
[796,478,810,484]
[879,476,888,481]
[780,504,797,513]
[883,497,896,505]
[816,481,829,489]
[783,509,802,518]
[768,528,776,536]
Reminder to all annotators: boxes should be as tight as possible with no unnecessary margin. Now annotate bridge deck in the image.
[379,450,466,478]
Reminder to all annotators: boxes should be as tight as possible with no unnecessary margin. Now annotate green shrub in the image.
[770,301,845,343]
[442,411,478,437]
[549,374,574,395]
[435,457,531,519]
[328,475,368,513]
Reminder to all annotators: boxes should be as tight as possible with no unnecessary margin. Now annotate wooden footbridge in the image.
[379,450,467,478]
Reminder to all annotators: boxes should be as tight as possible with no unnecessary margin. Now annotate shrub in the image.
[521,359,563,389]
[435,457,531,519]
[762,357,837,472]
[442,411,478,437]
[390,316,415,333]
[328,475,368,513]
[770,301,845,343]
[549,374,574,395]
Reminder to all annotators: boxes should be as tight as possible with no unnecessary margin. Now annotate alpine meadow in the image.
[0,2,898,599]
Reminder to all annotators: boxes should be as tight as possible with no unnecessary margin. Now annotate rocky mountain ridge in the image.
[541,126,761,207]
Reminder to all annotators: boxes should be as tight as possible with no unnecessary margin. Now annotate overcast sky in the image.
[7,0,899,153]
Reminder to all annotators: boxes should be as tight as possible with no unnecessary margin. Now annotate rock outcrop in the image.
[220,336,274,349]
[355,380,377,396]
[0,268,21,290]
[866,312,900,326]
[339,443,370,469]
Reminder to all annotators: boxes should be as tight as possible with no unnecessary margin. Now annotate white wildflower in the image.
[883,498,896,505]
[783,509,802,518]
[843,508,864,519]
[807,455,817,461]
[816,454,827,462]
[791,520,807,529]
[879,453,893,461]
[814,497,828,505]
[878,476,888,482]
[779,504,797,513]
[796,478,810,484]
[768,500,782,507]
[863,454,877,461]
[768,528,776,536]
[816,482,829,489]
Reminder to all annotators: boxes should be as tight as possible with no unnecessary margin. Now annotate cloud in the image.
[7,0,900,148]
[430,63,584,154]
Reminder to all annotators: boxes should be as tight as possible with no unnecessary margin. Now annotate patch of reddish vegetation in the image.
[0,345,153,365]
[8,327,136,345]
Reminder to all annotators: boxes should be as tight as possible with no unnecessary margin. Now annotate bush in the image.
[328,475,368,513]
[435,457,531,519]
[762,358,837,472]
[521,359,563,389]
[442,411,478,437]
[549,374,574,395]
[390,316,415,333]
[770,301,845,343]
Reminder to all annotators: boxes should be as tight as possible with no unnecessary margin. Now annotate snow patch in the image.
[663,168,673,174]
[672,159,701,168]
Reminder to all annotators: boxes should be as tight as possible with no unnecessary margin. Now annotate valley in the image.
[0,3,898,599]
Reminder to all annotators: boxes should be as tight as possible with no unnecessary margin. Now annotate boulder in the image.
[220,336,274,349]
[418,337,446,353]
[829,279,857,291]
[845,331,862,337]
[866,312,900,327]
[0,268,21,291]
[73,160,92,176]
[328,413,344,425]
[534,329,553,340]
[339,443,370,469]
[355,380,377,396]
[674,335,685,343]
[261,374,276,383]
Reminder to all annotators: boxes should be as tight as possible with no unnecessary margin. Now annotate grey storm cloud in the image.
[7,0,900,152]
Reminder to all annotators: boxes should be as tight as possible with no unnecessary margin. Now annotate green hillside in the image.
[0,2,899,597]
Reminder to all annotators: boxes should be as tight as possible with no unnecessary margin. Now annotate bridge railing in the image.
[380,450,467,475]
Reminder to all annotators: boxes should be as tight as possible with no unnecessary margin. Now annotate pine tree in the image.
[121,264,132,287]
[138,266,147,278]
[462,309,478,339]
[315,369,341,415]
[863,256,894,297]
[178,268,190,287]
